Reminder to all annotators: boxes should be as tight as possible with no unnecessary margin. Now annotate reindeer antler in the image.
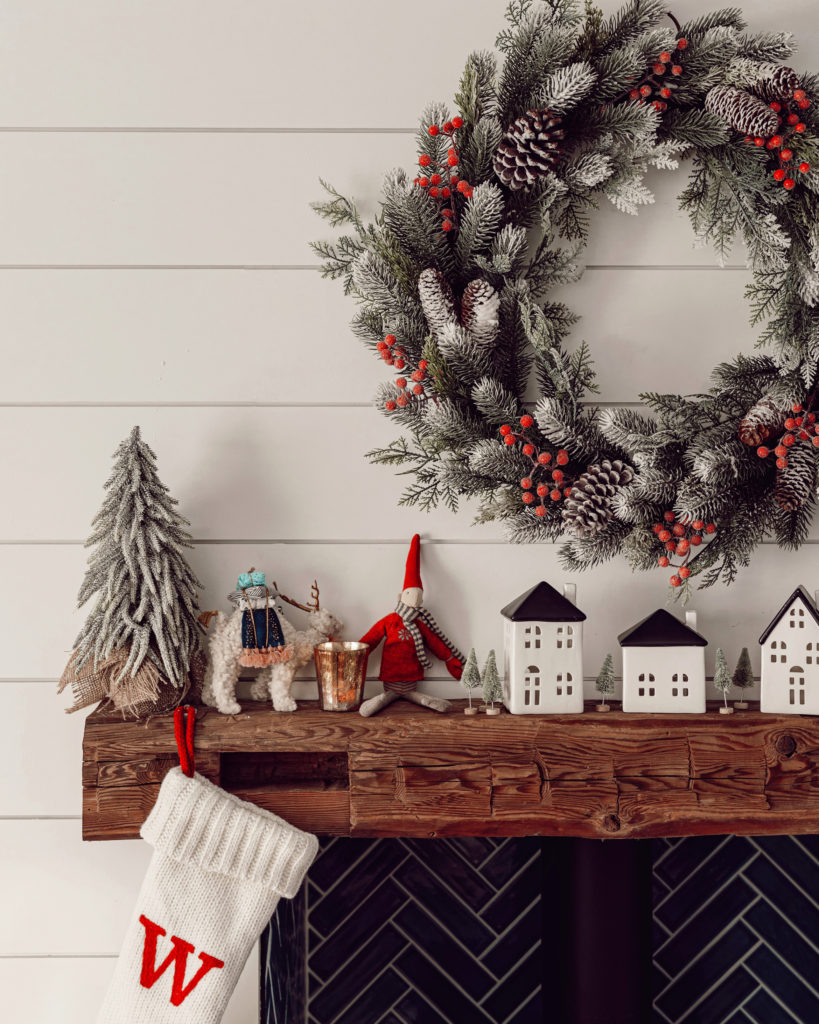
[272,579,321,613]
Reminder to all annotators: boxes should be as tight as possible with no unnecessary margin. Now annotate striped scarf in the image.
[396,602,465,669]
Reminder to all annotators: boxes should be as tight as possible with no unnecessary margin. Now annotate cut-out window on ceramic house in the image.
[789,666,806,706]
[524,666,540,706]
[524,625,542,650]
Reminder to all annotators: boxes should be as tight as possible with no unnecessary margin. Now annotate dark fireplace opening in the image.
[261,835,819,1024]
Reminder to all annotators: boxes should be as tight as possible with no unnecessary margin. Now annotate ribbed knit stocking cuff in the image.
[141,768,318,898]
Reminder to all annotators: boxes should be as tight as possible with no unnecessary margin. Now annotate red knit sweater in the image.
[360,612,463,685]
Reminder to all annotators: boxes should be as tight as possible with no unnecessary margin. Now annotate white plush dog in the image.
[202,600,342,714]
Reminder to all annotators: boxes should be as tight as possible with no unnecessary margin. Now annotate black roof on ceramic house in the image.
[501,581,586,623]
[618,608,708,647]
[759,586,819,644]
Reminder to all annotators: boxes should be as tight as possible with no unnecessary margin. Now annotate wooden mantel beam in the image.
[82,700,819,841]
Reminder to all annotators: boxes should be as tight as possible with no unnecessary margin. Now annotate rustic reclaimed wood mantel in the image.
[82,700,819,841]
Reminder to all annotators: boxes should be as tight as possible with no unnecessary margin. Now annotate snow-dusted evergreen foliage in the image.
[73,426,202,689]
[314,0,819,590]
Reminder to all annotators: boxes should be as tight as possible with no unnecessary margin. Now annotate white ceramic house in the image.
[501,581,586,714]
[619,608,707,713]
[759,586,819,714]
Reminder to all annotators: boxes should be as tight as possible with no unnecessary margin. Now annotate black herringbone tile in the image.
[654,834,729,888]
[743,853,819,948]
[441,836,498,868]
[310,879,406,980]
[310,837,377,890]
[479,837,542,888]
[392,989,450,1024]
[754,835,819,904]
[395,947,494,1023]
[655,836,756,932]
[743,987,801,1024]
[480,900,541,977]
[393,902,495,997]
[393,854,496,951]
[654,922,757,1021]
[745,945,819,1022]
[677,963,757,1024]
[310,842,408,936]
[505,989,543,1024]
[315,968,408,1024]
[744,899,819,981]
[480,856,541,932]
[402,839,495,909]
[655,876,757,975]
[480,946,543,1022]
[309,925,407,1023]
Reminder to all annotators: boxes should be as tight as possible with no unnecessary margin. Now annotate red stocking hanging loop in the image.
[173,705,196,777]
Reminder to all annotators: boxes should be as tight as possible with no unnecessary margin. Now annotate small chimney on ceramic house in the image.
[563,583,577,606]
[685,610,697,631]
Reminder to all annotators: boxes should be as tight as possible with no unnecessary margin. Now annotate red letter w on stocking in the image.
[138,914,225,1006]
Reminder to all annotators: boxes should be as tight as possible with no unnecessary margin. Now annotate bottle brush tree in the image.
[461,647,482,712]
[732,647,754,707]
[595,653,616,708]
[58,426,203,716]
[481,649,503,714]
[714,648,733,713]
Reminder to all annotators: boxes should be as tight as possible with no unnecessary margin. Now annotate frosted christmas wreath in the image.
[313,0,819,592]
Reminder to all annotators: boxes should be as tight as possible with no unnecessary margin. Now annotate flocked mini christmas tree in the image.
[595,653,616,712]
[461,647,482,715]
[58,426,202,716]
[714,647,733,714]
[481,649,502,716]
[732,647,754,709]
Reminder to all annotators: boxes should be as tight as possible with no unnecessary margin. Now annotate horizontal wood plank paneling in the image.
[0,0,815,129]
[0,407,491,541]
[0,133,744,267]
[0,821,149,954]
[0,268,753,405]
[0,683,88,816]
[0,950,258,1022]
[0,542,782,689]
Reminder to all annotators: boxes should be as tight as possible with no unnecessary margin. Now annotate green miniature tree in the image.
[732,647,754,709]
[481,649,502,715]
[595,653,615,711]
[714,648,733,714]
[461,647,482,714]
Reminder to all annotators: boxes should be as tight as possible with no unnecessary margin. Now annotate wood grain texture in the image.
[83,700,819,840]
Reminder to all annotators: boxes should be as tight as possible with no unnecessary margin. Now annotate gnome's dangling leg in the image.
[358,688,402,718]
[402,689,451,713]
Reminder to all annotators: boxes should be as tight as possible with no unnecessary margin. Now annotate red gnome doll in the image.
[358,534,465,717]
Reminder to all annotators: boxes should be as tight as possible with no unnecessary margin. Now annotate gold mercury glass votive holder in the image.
[313,641,370,711]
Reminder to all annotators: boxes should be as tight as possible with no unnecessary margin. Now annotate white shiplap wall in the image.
[1,2,817,1019]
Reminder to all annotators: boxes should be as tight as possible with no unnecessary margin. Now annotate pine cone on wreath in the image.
[461,278,500,348]
[562,460,635,538]
[418,268,458,340]
[493,109,565,191]
[750,66,801,103]
[774,444,817,511]
[737,395,787,446]
[704,86,780,137]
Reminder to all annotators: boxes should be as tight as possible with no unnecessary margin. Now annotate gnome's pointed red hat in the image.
[403,533,423,590]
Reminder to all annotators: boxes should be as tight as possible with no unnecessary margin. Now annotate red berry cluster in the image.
[756,403,819,467]
[744,87,812,191]
[651,512,716,587]
[377,335,430,411]
[414,118,473,234]
[499,417,572,517]
[620,37,688,112]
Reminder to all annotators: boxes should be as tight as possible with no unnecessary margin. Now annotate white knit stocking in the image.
[97,768,317,1024]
